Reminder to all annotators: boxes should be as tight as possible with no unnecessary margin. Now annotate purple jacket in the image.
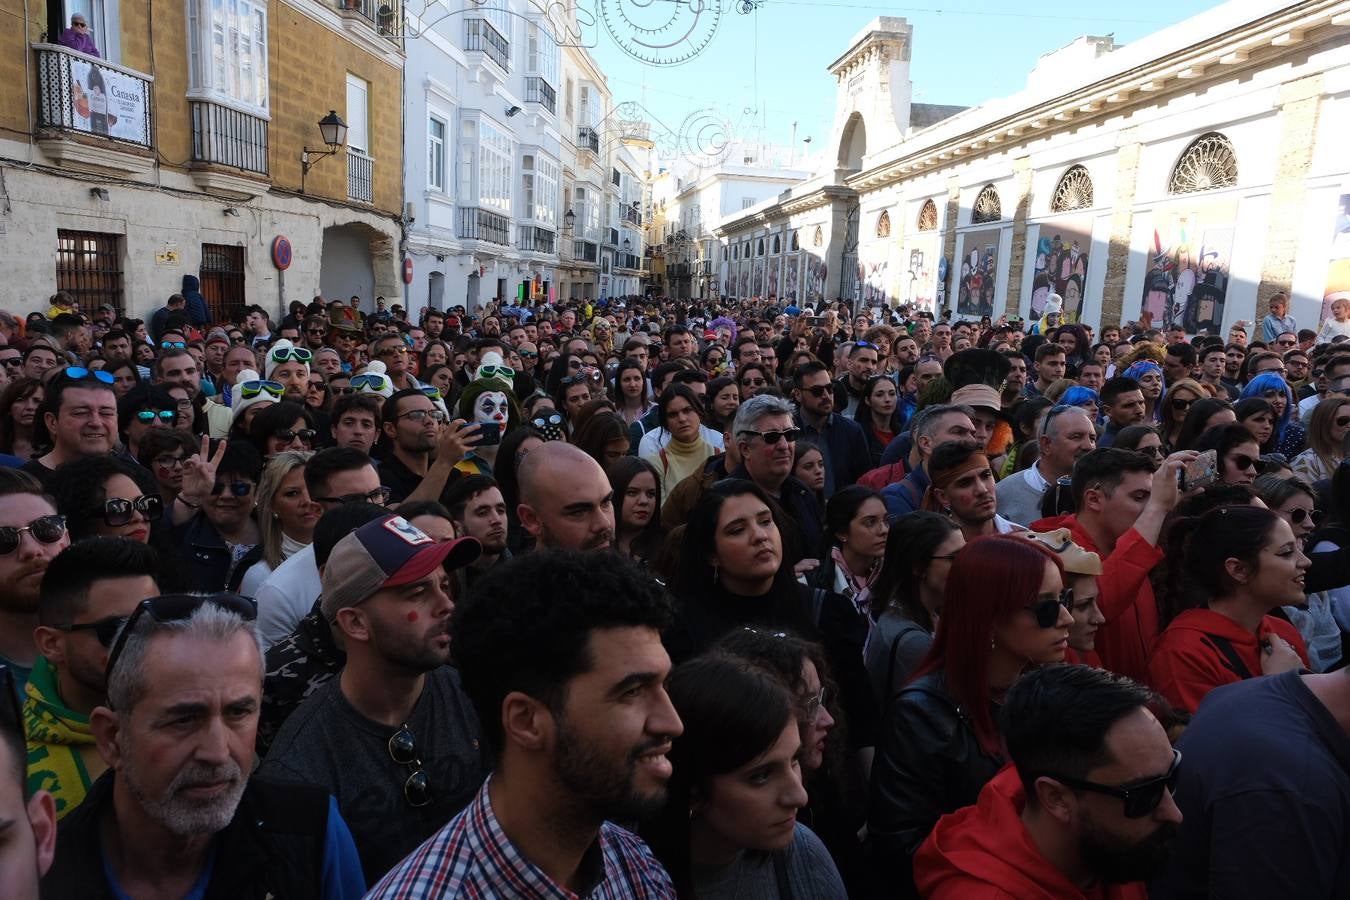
[57,28,100,58]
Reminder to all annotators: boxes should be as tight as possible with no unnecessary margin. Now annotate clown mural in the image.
[454,351,523,477]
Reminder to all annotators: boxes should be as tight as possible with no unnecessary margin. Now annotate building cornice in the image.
[712,184,856,236]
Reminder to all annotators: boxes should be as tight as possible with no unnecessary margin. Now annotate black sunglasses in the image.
[1026,588,1074,628]
[801,384,831,397]
[210,481,254,497]
[740,427,802,445]
[1288,507,1324,526]
[388,724,432,807]
[0,514,67,556]
[1045,749,1182,818]
[1229,454,1264,474]
[273,428,317,444]
[100,495,164,527]
[54,614,129,648]
[104,593,257,687]
[1169,397,1195,411]
[312,486,392,506]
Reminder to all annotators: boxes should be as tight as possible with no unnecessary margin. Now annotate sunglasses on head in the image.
[269,346,313,364]
[64,366,115,385]
[210,480,254,497]
[105,593,257,685]
[100,495,164,527]
[135,409,176,423]
[1026,588,1073,628]
[1045,749,1182,819]
[419,386,443,400]
[351,373,390,392]
[477,364,515,382]
[238,379,284,400]
[741,427,802,445]
[0,515,66,556]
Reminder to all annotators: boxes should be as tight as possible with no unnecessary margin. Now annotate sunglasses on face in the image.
[1026,588,1074,628]
[269,346,313,364]
[0,356,22,368]
[238,379,285,400]
[1336,416,1350,428]
[160,341,186,350]
[312,486,392,506]
[377,345,408,357]
[105,593,256,685]
[273,429,316,444]
[1288,507,1324,526]
[518,349,538,358]
[64,366,115,385]
[388,724,432,807]
[351,373,390,392]
[134,409,177,424]
[153,455,185,470]
[1169,397,1194,412]
[54,614,127,648]
[100,495,164,526]
[210,481,254,497]
[801,384,831,397]
[1229,454,1263,473]
[1047,749,1182,819]
[0,515,67,555]
[741,377,767,388]
[741,427,802,445]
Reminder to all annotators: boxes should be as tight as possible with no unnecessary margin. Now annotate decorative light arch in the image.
[917,199,938,231]
[1168,132,1239,195]
[971,184,1002,224]
[1051,165,1094,212]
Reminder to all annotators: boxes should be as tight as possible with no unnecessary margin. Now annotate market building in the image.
[0,0,406,320]
[714,0,1350,333]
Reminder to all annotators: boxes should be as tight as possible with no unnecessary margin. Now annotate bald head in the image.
[517,442,615,550]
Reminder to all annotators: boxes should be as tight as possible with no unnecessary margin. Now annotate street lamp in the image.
[301,110,349,194]
[562,208,576,234]
[622,238,632,251]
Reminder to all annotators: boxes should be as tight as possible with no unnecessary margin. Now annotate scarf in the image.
[24,656,104,819]
[831,546,879,617]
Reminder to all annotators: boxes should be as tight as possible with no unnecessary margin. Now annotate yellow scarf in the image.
[24,656,105,819]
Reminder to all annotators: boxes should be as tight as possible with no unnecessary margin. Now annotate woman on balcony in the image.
[57,14,100,57]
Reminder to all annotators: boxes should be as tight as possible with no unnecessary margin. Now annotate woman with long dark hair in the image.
[808,485,889,618]
[1173,397,1236,451]
[1150,504,1310,713]
[1159,377,1207,452]
[853,375,902,468]
[863,512,963,707]
[610,357,653,426]
[607,456,664,564]
[868,534,1070,897]
[0,378,43,460]
[640,384,717,502]
[1195,423,1264,487]
[1234,397,1278,453]
[643,654,848,899]
[1292,395,1350,484]
[704,375,741,433]
[1240,372,1306,457]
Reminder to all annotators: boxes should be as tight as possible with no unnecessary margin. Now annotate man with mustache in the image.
[44,594,365,896]
[258,515,487,885]
[0,470,71,691]
[370,550,682,897]
[916,665,1181,899]
[517,442,616,551]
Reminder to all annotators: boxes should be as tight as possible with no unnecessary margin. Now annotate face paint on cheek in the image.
[407,611,419,623]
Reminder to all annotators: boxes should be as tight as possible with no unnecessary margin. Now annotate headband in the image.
[922,452,991,513]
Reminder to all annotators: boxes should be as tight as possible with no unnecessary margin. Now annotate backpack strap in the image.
[1199,632,1254,680]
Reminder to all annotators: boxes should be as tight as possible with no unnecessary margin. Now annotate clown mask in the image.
[475,390,510,437]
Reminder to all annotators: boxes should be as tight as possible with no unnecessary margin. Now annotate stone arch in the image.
[971,184,1002,224]
[917,199,938,231]
[876,210,891,238]
[838,112,868,171]
[319,221,396,310]
[1051,165,1094,212]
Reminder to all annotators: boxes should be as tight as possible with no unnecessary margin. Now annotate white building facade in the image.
[715,2,1350,334]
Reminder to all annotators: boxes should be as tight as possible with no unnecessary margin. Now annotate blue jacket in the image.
[181,274,210,327]
[794,410,871,498]
[881,464,930,520]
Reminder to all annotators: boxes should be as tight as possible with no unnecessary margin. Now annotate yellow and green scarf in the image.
[24,657,105,819]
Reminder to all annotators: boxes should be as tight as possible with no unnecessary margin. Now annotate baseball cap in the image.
[205,328,231,346]
[320,516,481,621]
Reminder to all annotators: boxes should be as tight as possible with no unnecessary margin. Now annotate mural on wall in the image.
[1141,200,1238,335]
[863,260,889,305]
[1031,217,1092,323]
[738,262,751,299]
[783,253,801,301]
[805,254,828,305]
[901,236,939,312]
[957,228,1001,319]
[1319,193,1350,324]
[752,259,766,297]
[767,256,781,300]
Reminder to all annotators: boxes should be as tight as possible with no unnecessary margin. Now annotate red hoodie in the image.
[1146,608,1309,713]
[915,765,1148,900]
[1031,515,1162,684]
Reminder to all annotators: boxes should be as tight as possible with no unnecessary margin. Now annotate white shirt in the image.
[254,544,322,649]
[636,424,725,459]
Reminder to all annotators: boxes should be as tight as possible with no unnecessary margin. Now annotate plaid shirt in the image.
[367,778,675,899]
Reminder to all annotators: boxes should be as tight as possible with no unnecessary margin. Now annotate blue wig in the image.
[1240,373,1294,439]
[1060,386,1100,410]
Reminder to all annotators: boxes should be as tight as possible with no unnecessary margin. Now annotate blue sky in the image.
[584,0,1223,163]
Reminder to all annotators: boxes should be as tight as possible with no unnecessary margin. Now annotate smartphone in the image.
[804,316,826,327]
[474,422,502,446]
[1179,450,1217,491]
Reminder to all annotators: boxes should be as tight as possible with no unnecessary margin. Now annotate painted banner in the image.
[738,263,750,299]
[805,254,828,305]
[1141,199,1238,335]
[752,259,765,297]
[901,236,939,313]
[957,228,1001,318]
[66,57,149,144]
[783,253,801,302]
[1031,217,1092,323]
[1320,193,1350,324]
[767,256,781,300]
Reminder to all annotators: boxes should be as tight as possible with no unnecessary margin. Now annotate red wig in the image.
[908,534,1064,754]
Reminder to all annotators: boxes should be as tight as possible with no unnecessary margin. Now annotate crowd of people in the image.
[0,285,1346,898]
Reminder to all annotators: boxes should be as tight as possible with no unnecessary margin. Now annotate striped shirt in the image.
[367,778,675,899]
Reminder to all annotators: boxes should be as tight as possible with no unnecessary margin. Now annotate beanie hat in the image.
[351,360,394,399]
[230,369,282,423]
[265,338,310,381]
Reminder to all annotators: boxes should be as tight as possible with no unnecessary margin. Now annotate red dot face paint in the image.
[406,611,419,623]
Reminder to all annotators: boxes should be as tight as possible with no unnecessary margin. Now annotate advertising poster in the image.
[805,254,828,305]
[901,235,939,313]
[1031,216,1092,322]
[783,253,801,301]
[1319,193,1350,324]
[957,228,1001,318]
[1140,199,1238,334]
[64,58,149,144]
[767,256,781,300]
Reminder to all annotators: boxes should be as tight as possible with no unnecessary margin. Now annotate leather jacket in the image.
[867,669,1006,899]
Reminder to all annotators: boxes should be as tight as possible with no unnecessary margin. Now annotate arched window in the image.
[876,210,891,238]
[732,244,738,260]
[772,235,781,254]
[971,184,1002,224]
[756,238,765,256]
[722,245,729,261]
[1051,165,1094,212]
[791,231,800,251]
[917,199,938,232]
[1168,132,1239,195]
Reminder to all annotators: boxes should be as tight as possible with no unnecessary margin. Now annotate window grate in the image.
[56,230,123,315]
[200,244,245,323]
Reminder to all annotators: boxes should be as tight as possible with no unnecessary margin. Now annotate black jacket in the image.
[726,463,825,560]
[866,669,1006,900]
[43,771,335,899]
[174,513,263,594]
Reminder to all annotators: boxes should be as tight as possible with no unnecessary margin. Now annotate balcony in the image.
[577,127,599,156]
[347,148,374,203]
[616,252,641,271]
[33,43,154,176]
[465,19,509,72]
[459,206,511,245]
[623,204,641,226]
[524,77,556,115]
[573,240,598,264]
[669,263,692,278]
[189,100,269,197]
[517,225,556,255]
[605,227,619,248]
[336,0,401,41]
